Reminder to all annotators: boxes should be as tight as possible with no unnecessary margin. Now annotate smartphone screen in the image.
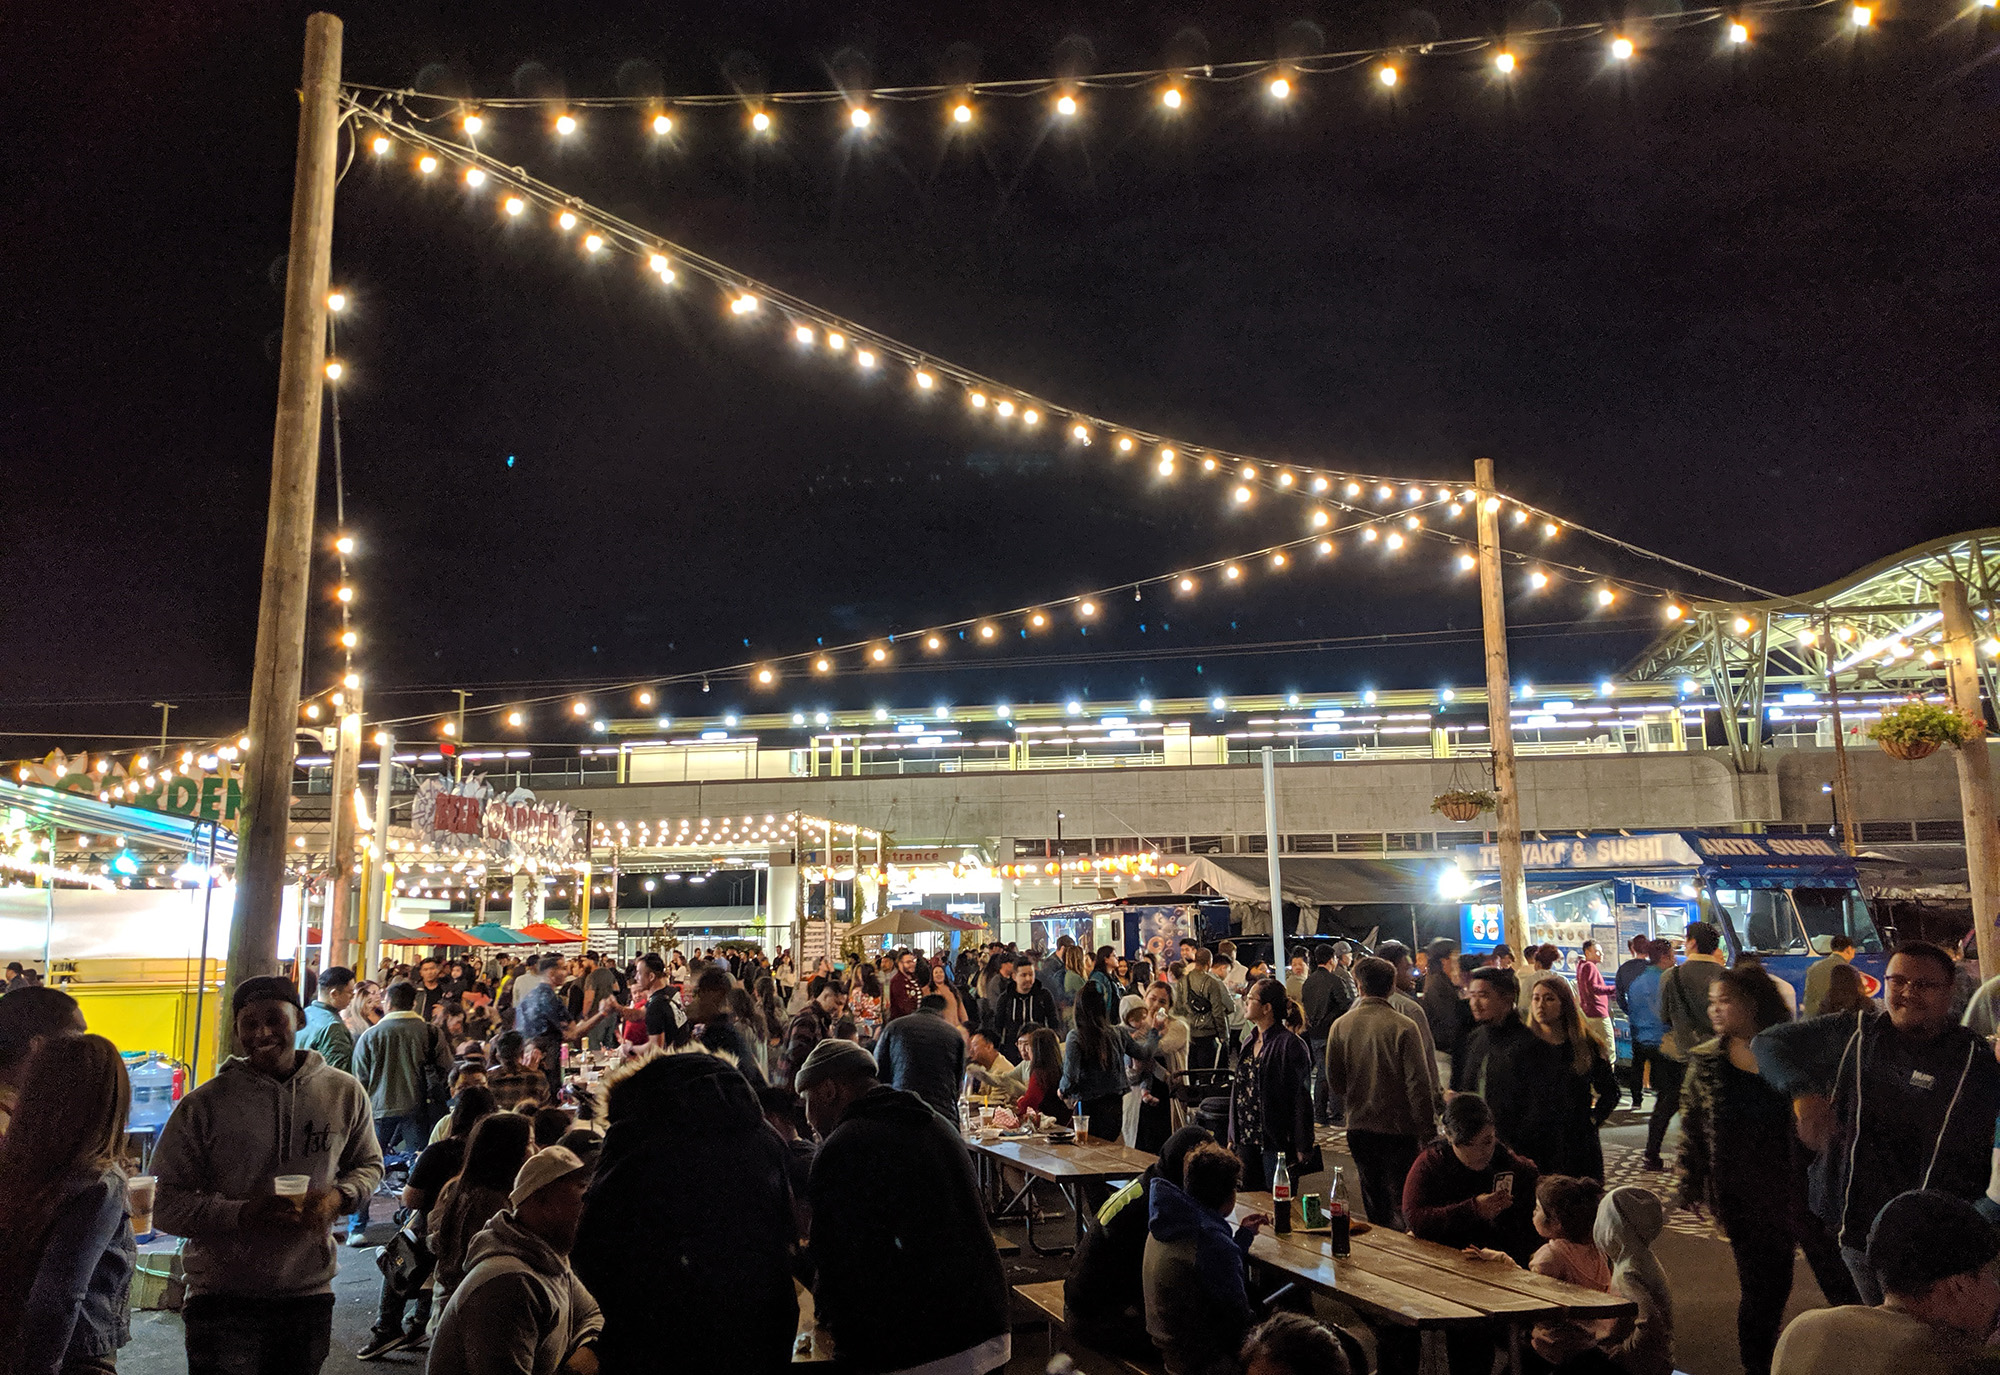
[1493,1172,1513,1196]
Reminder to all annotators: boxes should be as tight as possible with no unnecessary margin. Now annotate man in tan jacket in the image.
[1324,957,1436,1230]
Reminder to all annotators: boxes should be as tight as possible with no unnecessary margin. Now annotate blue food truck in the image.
[1028,897,1231,966]
[1449,832,1888,1017]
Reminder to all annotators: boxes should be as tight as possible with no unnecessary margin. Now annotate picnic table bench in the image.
[968,1134,1156,1254]
[1230,1192,1634,1375]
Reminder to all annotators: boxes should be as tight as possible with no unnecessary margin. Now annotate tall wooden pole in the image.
[1940,581,1999,975]
[1822,614,1860,856]
[224,12,344,1038]
[325,685,363,966]
[1474,458,1530,953]
[360,730,394,979]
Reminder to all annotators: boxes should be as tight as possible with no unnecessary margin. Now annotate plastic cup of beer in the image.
[127,1175,156,1234]
[274,1174,311,1208]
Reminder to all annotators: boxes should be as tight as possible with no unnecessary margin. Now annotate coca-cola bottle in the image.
[1273,1156,1293,1234]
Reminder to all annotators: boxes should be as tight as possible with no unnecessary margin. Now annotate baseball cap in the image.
[793,1038,877,1092]
[510,1145,589,1209]
[232,976,303,1016]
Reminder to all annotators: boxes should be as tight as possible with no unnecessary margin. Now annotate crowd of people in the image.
[4,922,2000,1375]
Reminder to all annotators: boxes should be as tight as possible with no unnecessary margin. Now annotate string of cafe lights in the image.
[345,0,1918,144]
[341,103,1790,605]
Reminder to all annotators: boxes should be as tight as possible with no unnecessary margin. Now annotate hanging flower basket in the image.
[1866,701,1980,762]
[1431,789,1497,823]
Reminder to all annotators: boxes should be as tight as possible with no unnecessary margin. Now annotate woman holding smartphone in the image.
[1403,1095,1541,1264]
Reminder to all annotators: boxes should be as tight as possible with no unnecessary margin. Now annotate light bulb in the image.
[340,630,358,648]
[1271,552,1287,568]
[970,392,987,408]
[926,635,942,650]
[335,585,354,603]
[504,196,524,216]
[871,646,888,662]
[558,211,577,230]
[508,711,523,727]
[1386,532,1405,550]
[1056,94,1078,116]
[1530,570,1549,588]
[1318,539,1334,555]
[1268,76,1291,99]
[417,155,438,174]
[1225,565,1241,580]
[1233,486,1252,504]
[952,103,972,124]
[1598,587,1617,605]
[1157,451,1175,475]
[827,331,846,350]
[1732,616,1752,634]
[915,369,934,389]
[1162,87,1183,109]
[1496,52,1516,73]
[323,359,343,380]
[464,167,485,187]
[1729,22,1749,43]
[1071,423,1089,441]
[733,293,759,314]
[1178,576,1195,592]
[1312,510,1331,527]
[1030,611,1047,628]
[850,108,871,129]
[1079,601,1097,617]
[1851,4,1871,25]
[1378,65,1398,86]
[857,349,876,369]
[1022,408,1039,425]
[653,113,673,135]
[555,114,577,136]
[1611,37,1634,59]
[1459,553,1476,570]
[979,624,996,639]
[1117,435,1134,452]
[996,399,1015,417]
[326,291,346,312]
[1277,472,1294,488]
[572,701,589,716]
[371,135,390,155]
[752,110,772,132]
[649,254,672,278]
[583,233,603,254]
[815,657,831,672]
[795,325,815,345]
[1665,604,1685,621]
[756,668,774,684]
[335,534,354,553]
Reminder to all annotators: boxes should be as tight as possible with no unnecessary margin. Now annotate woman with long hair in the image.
[0,1033,134,1375]
[848,964,883,1042]
[427,1112,534,1310]
[1230,978,1316,1190]
[1516,971,1620,1179]
[926,962,969,1031]
[1014,1027,1073,1126]
[805,956,835,1001]
[1059,943,1089,1008]
[753,975,785,1048]
[1087,947,1122,1012]
[342,979,383,1040]
[1678,963,1847,1375]
[1061,984,1128,1140]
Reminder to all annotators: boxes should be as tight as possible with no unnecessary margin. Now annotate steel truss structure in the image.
[1624,529,2000,772]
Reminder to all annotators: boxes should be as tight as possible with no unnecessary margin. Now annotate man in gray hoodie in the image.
[153,975,382,1375]
[428,1145,602,1375]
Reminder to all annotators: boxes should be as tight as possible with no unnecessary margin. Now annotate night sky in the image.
[5,1,1997,752]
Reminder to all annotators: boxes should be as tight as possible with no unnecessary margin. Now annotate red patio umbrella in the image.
[518,922,585,943]
[414,920,491,946]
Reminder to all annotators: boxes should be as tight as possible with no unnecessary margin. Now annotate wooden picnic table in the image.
[1230,1192,1634,1375]
[794,1279,833,1363]
[968,1133,1156,1254]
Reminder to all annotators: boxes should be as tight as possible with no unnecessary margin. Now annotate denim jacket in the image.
[21,1167,133,1375]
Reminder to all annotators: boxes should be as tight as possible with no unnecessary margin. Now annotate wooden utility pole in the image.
[1822,614,1859,856]
[224,12,344,1039]
[324,686,363,966]
[1940,581,1999,974]
[1474,458,1530,953]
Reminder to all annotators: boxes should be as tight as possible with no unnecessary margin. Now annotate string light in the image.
[1267,77,1291,100]
[371,135,390,155]
[1610,36,1636,60]
[1161,87,1183,109]
[557,210,577,230]
[1495,52,1517,73]
[850,107,872,129]
[1851,4,1871,25]
[952,102,973,124]
[326,291,346,312]
[1377,64,1398,87]
[1055,94,1079,116]
[653,113,673,135]
[555,114,577,136]
[323,359,343,380]
[751,110,772,132]
[1729,22,1750,42]
[417,155,438,174]
[505,196,524,216]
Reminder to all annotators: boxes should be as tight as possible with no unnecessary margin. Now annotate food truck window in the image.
[1792,887,1882,953]
[1713,888,1803,955]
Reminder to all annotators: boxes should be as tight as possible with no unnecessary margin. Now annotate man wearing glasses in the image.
[1755,941,2000,1305]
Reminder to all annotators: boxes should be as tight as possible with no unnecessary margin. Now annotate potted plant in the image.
[1865,700,1982,761]
[1431,788,1498,823]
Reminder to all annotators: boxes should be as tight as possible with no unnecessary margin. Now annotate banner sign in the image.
[412,775,578,867]
[19,759,241,826]
[1458,831,1848,875]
